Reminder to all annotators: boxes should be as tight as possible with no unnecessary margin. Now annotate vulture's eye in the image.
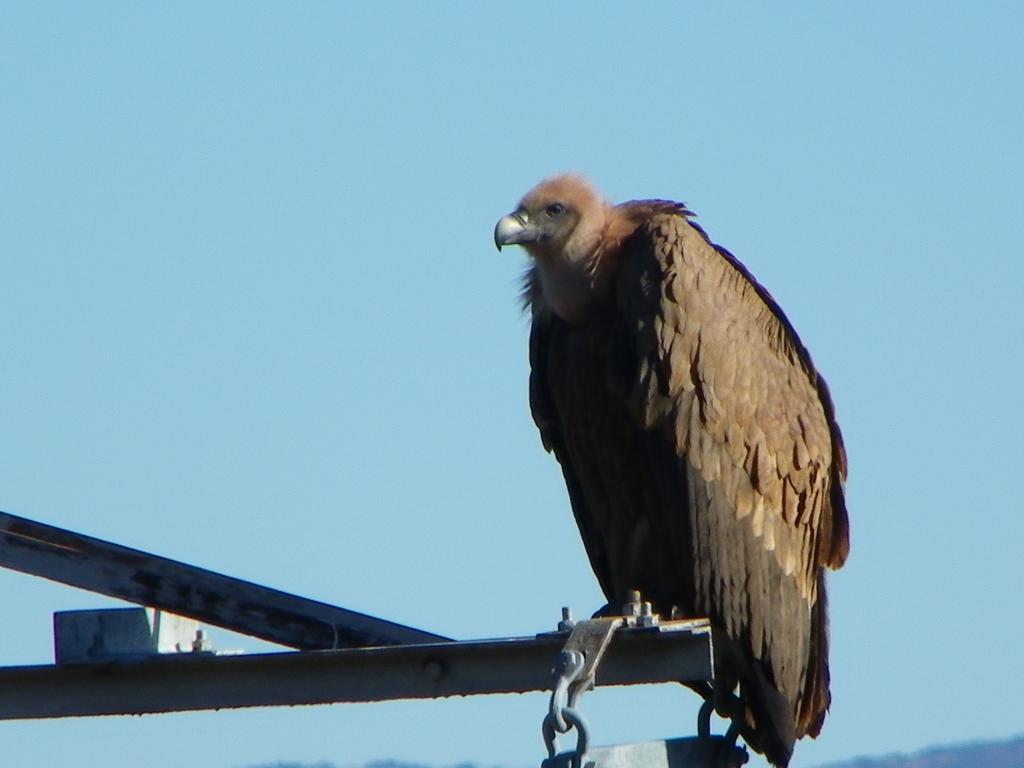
[545,203,565,217]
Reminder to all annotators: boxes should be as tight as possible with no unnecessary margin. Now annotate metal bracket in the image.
[562,617,623,705]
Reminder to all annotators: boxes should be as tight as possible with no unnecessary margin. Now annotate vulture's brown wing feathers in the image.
[528,205,848,767]
[529,312,615,602]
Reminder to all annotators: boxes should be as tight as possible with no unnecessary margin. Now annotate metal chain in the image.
[542,617,622,768]
[542,649,590,768]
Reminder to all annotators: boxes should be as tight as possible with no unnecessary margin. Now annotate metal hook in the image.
[698,700,714,738]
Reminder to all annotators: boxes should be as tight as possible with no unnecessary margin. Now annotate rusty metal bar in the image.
[0,621,712,720]
[0,510,450,649]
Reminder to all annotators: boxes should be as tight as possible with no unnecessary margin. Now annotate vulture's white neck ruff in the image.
[533,257,602,324]
[532,212,611,325]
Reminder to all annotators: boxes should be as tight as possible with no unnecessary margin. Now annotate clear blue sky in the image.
[2,3,1022,767]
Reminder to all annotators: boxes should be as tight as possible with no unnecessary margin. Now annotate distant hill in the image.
[245,735,1024,768]
[811,734,1024,768]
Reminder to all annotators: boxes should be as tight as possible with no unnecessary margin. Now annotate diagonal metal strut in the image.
[0,510,450,649]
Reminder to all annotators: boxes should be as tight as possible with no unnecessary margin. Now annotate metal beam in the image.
[0,510,450,649]
[0,621,712,720]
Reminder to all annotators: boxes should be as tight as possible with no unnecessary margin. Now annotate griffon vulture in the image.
[493,174,849,767]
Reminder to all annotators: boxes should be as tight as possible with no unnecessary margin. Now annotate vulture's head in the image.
[493,174,609,264]
[494,174,619,323]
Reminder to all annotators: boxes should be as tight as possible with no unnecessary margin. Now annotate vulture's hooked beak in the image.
[494,211,539,251]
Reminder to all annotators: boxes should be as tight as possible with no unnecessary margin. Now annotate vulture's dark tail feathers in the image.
[710,629,797,767]
[738,663,798,767]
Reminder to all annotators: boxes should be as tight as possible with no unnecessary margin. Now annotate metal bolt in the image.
[639,601,660,628]
[422,659,445,683]
[623,589,643,617]
[558,606,575,632]
[191,629,213,653]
